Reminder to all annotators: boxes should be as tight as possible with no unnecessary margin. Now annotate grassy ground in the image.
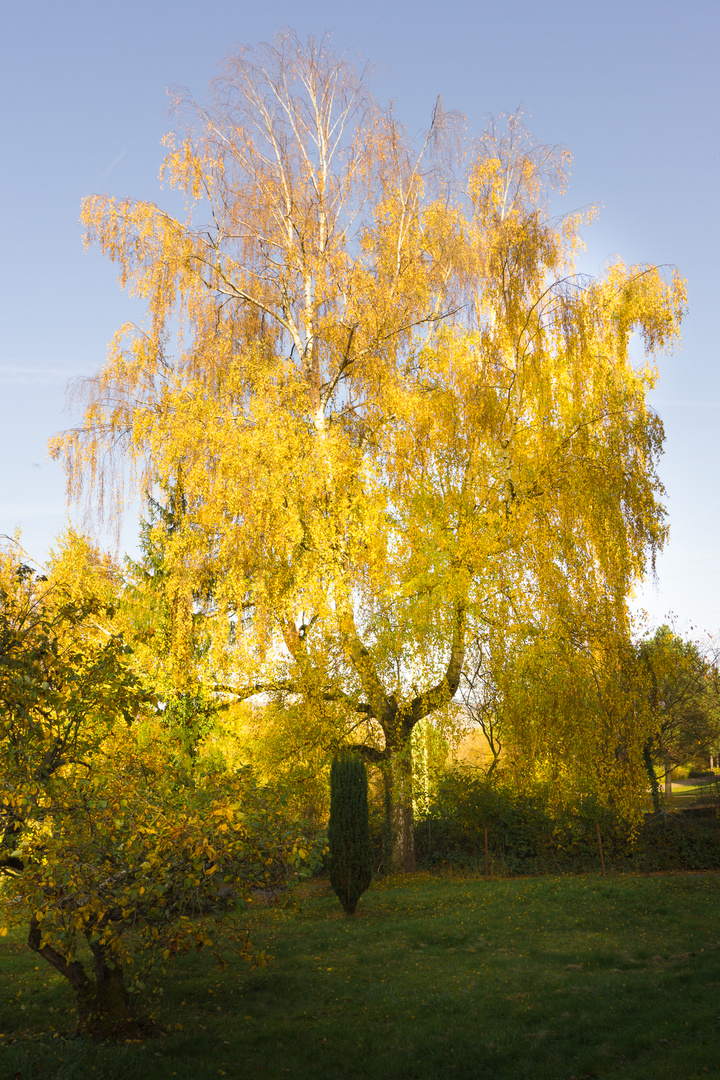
[2,871,720,1080]
[667,780,720,802]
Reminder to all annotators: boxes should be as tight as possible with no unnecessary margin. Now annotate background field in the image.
[2,872,719,1080]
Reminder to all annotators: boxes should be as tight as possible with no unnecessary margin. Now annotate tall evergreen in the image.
[328,754,373,915]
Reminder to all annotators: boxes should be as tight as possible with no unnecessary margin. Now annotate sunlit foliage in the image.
[0,538,323,1038]
[52,32,685,867]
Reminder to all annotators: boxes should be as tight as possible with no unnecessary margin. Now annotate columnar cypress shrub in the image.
[328,753,373,915]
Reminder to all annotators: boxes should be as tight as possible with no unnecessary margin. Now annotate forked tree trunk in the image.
[28,918,150,1040]
[388,745,416,872]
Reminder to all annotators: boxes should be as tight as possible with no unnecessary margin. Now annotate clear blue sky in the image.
[1,0,718,633]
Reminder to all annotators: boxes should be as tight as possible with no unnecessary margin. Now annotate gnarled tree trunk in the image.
[28,918,151,1040]
[345,603,467,873]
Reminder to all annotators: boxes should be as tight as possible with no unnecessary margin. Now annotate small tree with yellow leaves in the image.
[0,540,323,1038]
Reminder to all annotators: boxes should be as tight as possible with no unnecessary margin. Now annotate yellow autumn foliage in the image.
[51,32,685,866]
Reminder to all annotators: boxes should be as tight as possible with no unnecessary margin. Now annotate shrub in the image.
[415,768,720,875]
[328,754,373,914]
[0,547,326,1038]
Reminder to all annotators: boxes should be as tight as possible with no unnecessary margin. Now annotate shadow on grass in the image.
[2,872,720,1079]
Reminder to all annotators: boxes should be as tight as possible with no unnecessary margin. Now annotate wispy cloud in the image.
[102,147,127,177]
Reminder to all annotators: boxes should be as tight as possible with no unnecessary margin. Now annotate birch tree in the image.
[52,32,685,868]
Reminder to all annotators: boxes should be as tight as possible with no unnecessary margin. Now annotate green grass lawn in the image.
[2,871,719,1079]
[668,782,719,800]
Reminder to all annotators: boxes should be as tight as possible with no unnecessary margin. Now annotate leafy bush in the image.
[3,719,326,1037]
[0,548,325,1038]
[415,768,720,874]
[643,811,720,872]
[416,771,555,873]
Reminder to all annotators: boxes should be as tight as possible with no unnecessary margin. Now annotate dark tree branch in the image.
[407,601,466,731]
[351,743,389,764]
[28,917,92,992]
[0,855,24,875]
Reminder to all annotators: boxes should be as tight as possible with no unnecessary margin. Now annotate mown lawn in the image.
[667,782,720,804]
[1,871,719,1079]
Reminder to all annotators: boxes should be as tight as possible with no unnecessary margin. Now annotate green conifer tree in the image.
[329,754,373,915]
